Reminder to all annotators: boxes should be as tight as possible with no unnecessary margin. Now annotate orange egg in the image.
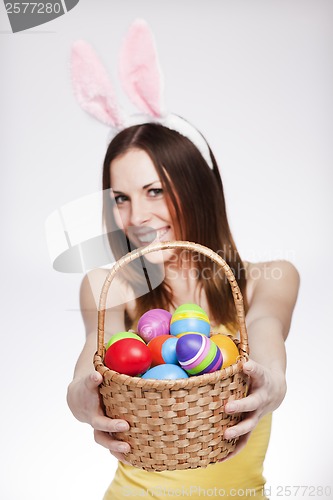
[210,334,239,368]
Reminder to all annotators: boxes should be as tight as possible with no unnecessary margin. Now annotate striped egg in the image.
[170,303,210,337]
[175,333,223,375]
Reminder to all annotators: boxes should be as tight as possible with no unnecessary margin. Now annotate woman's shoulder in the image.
[244,259,300,280]
[80,267,136,312]
[80,268,137,338]
[244,260,300,305]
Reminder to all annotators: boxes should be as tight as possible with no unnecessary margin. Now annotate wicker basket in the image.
[93,241,249,472]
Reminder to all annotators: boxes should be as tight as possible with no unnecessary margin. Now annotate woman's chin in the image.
[141,247,176,266]
[126,229,177,264]
[133,239,175,266]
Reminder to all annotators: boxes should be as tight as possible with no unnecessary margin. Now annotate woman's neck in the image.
[164,264,204,309]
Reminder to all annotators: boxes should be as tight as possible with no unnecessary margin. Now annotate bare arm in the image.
[223,260,300,450]
[66,270,132,462]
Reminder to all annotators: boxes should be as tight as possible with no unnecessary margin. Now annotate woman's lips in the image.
[132,226,170,245]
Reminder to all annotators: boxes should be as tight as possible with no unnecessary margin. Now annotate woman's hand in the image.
[221,358,286,459]
[67,371,131,464]
[220,261,299,460]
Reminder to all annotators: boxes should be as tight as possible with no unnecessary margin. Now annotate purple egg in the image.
[176,334,206,363]
[176,333,222,375]
[137,308,172,343]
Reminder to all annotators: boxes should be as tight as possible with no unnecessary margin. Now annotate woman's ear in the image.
[70,39,124,128]
[118,18,165,118]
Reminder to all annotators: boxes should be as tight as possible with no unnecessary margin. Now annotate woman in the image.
[67,122,300,499]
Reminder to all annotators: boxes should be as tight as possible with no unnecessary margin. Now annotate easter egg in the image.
[142,364,189,380]
[176,333,222,375]
[147,335,179,367]
[211,334,239,368]
[137,308,172,343]
[170,303,210,337]
[104,338,152,376]
[106,331,145,350]
[176,332,195,338]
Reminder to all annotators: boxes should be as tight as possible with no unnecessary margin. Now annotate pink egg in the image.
[137,308,172,343]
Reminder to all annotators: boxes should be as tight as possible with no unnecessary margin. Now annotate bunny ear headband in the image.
[71,18,213,169]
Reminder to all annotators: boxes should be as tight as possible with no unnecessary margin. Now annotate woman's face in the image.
[110,148,176,261]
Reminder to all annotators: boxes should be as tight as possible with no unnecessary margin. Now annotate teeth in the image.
[157,227,168,239]
[137,227,169,244]
[139,233,155,243]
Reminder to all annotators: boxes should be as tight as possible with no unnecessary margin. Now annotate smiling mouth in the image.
[133,227,170,245]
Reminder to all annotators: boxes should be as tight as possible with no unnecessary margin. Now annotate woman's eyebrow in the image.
[112,180,161,194]
[142,180,161,189]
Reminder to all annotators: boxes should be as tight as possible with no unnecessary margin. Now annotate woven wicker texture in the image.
[94,241,249,471]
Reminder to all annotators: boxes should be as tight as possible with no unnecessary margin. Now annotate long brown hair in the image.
[102,122,248,330]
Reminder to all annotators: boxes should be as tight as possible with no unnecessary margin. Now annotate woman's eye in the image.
[147,188,163,198]
[114,194,128,205]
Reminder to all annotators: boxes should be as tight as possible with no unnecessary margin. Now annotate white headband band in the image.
[109,113,213,170]
[71,19,214,170]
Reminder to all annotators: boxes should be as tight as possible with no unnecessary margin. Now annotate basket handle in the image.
[97,240,249,358]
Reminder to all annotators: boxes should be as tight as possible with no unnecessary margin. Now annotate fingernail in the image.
[118,444,129,453]
[227,403,237,412]
[226,429,236,439]
[116,422,129,432]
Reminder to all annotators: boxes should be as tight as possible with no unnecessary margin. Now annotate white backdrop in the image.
[1,1,332,499]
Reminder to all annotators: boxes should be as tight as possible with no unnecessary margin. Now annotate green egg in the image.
[106,331,145,350]
[171,303,209,323]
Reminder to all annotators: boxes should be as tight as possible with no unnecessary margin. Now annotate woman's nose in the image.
[130,198,151,226]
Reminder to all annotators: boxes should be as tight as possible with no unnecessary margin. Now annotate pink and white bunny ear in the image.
[118,19,165,118]
[71,40,124,128]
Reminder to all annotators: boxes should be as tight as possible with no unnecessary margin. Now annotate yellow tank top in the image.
[103,326,272,500]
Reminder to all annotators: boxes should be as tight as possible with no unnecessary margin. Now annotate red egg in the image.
[104,338,152,376]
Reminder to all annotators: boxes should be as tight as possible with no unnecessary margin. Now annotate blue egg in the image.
[142,364,189,380]
[170,317,210,337]
[161,337,178,364]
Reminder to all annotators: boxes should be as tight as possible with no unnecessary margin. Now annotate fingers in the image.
[225,391,264,414]
[223,412,259,440]
[110,451,132,466]
[94,429,132,465]
[79,372,132,463]
[94,429,131,454]
[218,432,252,462]
[83,372,133,460]
[84,371,103,391]
[224,360,267,415]
[91,414,130,433]
[242,360,266,383]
